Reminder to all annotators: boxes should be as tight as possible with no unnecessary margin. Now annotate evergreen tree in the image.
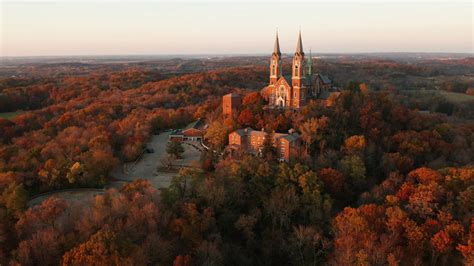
[166,141,184,159]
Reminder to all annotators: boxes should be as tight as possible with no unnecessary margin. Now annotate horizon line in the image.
[2,51,473,59]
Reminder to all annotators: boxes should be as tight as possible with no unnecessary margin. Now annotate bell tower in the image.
[291,31,306,108]
[292,31,306,88]
[269,31,282,85]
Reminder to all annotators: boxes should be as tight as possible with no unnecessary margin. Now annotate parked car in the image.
[145,148,154,153]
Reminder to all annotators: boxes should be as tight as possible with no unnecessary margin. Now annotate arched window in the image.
[279,85,286,98]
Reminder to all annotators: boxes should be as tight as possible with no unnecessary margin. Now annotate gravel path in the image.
[110,131,176,188]
[29,127,203,207]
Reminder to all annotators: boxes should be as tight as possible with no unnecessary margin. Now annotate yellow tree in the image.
[204,121,229,150]
[298,116,329,154]
[344,135,366,154]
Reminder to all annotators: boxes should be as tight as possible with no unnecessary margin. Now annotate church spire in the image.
[307,48,313,76]
[295,30,304,54]
[269,30,282,85]
[273,31,281,56]
[292,30,306,90]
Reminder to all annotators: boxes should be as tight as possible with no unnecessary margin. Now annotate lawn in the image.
[437,90,474,103]
[0,111,25,120]
[403,90,474,104]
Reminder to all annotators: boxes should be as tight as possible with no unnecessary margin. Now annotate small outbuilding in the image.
[169,119,206,142]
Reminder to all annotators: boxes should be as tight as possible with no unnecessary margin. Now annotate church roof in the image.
[316,73,332,84]
[317,90,332,100]
[274,75,291,88]
[281,74,312,87]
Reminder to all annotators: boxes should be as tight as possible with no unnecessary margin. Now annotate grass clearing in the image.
[403,90,474,104]
[0,111,25,120]
[437,90,474,103]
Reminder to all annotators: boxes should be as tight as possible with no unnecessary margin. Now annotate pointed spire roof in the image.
[296,30,304,54]
[273,31,281,56]
[307,48,313,75]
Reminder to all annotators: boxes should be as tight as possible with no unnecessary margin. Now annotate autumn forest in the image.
[0,55,473,265]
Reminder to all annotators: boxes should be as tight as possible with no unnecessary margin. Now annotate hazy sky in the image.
[1,1,473,56]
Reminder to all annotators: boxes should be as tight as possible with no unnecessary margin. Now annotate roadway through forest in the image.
[28,124,203,207]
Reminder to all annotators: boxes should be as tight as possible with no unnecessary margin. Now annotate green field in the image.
[437,90,474,103]
[404,90,474,104]
[0,111,25,120]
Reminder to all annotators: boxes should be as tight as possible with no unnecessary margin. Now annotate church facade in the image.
[262,31,334,109]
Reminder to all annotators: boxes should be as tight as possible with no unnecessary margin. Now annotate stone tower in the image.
[222,93,241,118]
[291,31,306,107]
[269,32,282,85]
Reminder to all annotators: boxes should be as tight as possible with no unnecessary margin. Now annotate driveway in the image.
[29,124,203,207]
[110,130,203,189]
[110,131,174,188]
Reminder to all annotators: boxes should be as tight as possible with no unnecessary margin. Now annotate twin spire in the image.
[296,31,304,54]
[273,32,281,56]
[272,30,304,56]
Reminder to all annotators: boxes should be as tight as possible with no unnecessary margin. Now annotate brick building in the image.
[169,119,206,142]
[222,93,242,118]
[228,127,301,162]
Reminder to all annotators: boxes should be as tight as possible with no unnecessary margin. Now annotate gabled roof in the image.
[317,90,331,100]
[275,76,292,89]
[184,119,204,131]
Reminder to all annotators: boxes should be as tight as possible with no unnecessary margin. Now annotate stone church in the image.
[261,31,335,109]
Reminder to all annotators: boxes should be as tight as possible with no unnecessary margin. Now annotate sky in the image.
[1,1,473,56]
